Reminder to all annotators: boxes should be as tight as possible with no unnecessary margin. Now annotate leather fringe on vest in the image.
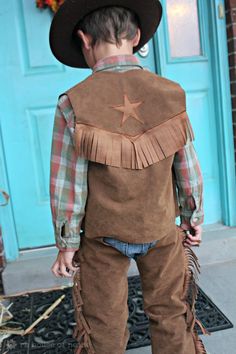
[74,111,193,170]
[179,227,210,353]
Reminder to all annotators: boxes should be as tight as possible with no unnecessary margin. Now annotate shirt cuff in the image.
[180,213,204,230]
[57,245,80,252]
[54,219,81,251]
[179,196,204,230]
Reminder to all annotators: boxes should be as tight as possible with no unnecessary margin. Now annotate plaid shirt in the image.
[50,55,204,251]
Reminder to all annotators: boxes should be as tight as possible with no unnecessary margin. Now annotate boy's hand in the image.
[51,250,79,278]
[181,224,202,247]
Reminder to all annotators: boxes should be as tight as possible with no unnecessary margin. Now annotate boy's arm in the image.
[49,95,88,252]
[173,142,204,231]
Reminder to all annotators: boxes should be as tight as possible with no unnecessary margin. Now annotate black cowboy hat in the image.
[49,0,163,68]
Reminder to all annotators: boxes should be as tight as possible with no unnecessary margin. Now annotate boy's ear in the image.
[77,30,92,50]
[133,28,141,47]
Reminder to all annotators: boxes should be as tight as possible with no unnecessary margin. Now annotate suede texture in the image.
[72,226,207,354]
[66,70,207,353]
[64,70,194,243]
[83,156,177,243]
[65,70,186,136]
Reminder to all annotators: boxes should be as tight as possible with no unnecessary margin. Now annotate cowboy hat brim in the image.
[49,0,162,68]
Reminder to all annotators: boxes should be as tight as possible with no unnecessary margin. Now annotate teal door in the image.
[0,0,234,260]
[0,0,90,254]
[156,0,232,224]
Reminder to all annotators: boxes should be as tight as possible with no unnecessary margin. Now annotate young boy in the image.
[49,1,207,353]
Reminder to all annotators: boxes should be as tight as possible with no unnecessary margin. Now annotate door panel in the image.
[0,0,90,249]
[166,0,202,58]
[155,0,221,224]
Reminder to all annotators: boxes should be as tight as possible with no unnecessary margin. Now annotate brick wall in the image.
[0,227,5,294]
[226,0,236,159]
[0,227,6,269]
[0,190,9,294]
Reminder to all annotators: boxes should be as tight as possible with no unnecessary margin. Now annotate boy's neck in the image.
[93,53,140,73]
[92,41,134,67]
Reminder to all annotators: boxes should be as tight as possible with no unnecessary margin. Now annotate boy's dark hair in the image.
[76,6,140,47]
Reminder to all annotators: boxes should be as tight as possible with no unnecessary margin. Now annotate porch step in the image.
[2,247,72,295]
[2,224,236,295]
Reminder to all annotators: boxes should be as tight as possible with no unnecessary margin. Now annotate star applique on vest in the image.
[111,94,144,126]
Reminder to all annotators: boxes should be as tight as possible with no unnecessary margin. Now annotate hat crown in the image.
[49,0,163,68]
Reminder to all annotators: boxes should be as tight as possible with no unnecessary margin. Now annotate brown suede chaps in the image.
[72,226,208,354]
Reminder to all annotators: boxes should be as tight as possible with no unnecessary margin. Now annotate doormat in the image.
[1,275,233,353]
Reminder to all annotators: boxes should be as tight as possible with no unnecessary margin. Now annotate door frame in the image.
[0,120,19,261]
[154,0,236,226]
[209,0,236,226]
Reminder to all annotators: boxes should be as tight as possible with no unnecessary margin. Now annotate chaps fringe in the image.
[72,269,96,354]
[72,230,210,354]
[180,228,210,354]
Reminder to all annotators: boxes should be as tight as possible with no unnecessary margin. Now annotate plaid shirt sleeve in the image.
[49,94,88,252]
[173,142,204,229]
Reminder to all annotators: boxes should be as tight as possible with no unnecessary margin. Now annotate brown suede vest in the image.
[63,69,194,243]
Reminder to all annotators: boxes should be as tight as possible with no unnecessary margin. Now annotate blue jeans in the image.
[103,237,158,261]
